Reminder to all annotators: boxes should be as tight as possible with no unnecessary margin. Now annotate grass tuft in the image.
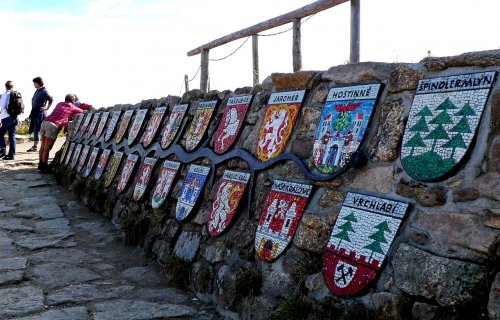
[234,268,262,299]
[163,256,191,288]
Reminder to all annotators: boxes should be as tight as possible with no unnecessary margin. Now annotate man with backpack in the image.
[27,77,53,152]
[0,81,22,160]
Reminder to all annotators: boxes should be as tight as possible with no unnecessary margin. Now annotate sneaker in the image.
[2,155,14,160]
[27,146,37,152]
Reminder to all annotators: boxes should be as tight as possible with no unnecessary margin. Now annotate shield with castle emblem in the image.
[76,145,91,173]
[95,112,110,139]
[214,95,253,154]
[86,113,101,139]
[161,104,188,149]
[151,160,181,209]
[208,170,250,236]
[95,149,112,180]
[104,151,124,187]
[77,113,93,138]
[133,157,157,201]
[401,72,497,181]
[82,147,99,178]
[185,100,218,151]
[175,165,210,221]
[115,110,134,144]
[256,90,305,162]
[255,180,312,262]
[69,144,83,170]
[142,106,167,148]
[323,192,409,296]
[116,154,139,193]
[104,111,122,142]
[70,114,84,139]
[128,109,148,146]
[313,84,381,173]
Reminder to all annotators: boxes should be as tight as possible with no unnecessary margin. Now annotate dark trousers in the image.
[0,116,18,157]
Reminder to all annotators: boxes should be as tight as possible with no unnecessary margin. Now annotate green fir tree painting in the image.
[455,102,475,117]
[364,221,391,261]
[333,212,357,247]
[424,124,450,151]
[404,132,426,156]
[442,134,467,159]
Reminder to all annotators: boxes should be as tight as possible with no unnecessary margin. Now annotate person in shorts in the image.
[39,94,83,173]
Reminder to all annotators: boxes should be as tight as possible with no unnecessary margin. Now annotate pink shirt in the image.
[44,102,83,129]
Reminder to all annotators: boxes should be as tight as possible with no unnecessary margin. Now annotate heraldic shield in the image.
[133,157,157,201]
[64,143,75,166]
[78,113,93,138]
[104,151,124,187]
[116,154,139,194]
[185,100,218,151]
[214,94,253,154]
[70,114,84,139]
[115,110,134,144]
[70,144,83,170]
[313,84,381,173]
[128,109,148,146]
[161,104,188,149]
[142,106,167,148]
[256,90,305,162]
[82,147,99,178]
[175,165,210,222]
[255,180,312,262]
[207,170,250,236]
[401,71,497,181]
[76,145,91,173]
[60,142,70,165]
[323,192,409,296]
[151,160,180,209]
[86,113,100,139]
[95,149,112,180]
[104,111,121,142]
[95,112,109,139]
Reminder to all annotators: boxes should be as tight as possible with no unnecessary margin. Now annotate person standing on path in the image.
[38,94,83,172]
[28,77,53,152]
[0,81,18,160]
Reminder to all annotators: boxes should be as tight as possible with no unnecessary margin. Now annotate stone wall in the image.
[56,49,500,320]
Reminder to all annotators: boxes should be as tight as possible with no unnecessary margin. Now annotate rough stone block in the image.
[370,99,405,162]
[372,292,411,320]
[202,241,226,263]
[317,189,345,208]
[388,65,423,93]
[0,286,44,318]
[411,302,439,320]
[452,188,480,202]
[293,215,330,254]
[322,62,401,84]
[271,71,318,90]
[488,272,500,320]
[484,209,500,230]
[420,49,500,71]
[488,140,500,172]
[472,173,500,201]
[173,231,201,262]
[349,166,394,194]
[396,182,446,207]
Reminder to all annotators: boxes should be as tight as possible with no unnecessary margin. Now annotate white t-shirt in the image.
[0,91,11,120]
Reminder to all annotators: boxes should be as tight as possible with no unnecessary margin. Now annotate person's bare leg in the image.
[42,137,56,163]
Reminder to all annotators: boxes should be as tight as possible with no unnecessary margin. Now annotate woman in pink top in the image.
[39,94,83,172]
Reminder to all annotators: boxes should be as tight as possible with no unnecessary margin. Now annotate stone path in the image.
[0,141,215,319]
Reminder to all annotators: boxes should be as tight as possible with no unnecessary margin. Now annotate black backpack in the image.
[7,90,24,117]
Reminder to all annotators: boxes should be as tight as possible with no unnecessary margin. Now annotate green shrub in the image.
[273,298,318,320]
[120,208,149,246]
[163,256,191,288]
[234,268,262,299]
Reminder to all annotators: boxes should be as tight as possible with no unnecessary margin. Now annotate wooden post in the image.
[200,49,209,92]
[252,35,259,85]
[292,18,302,72]
[350,0,360,63]
[184,74,189,93]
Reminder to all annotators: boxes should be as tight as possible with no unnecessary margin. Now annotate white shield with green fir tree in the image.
[401,71,497,181]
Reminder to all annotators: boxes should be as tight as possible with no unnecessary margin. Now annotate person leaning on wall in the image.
[38,94,83,173]
[28,76,53,152]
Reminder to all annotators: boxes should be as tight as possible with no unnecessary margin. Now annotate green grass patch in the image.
[163,256,191,288]
[234,268,262,299]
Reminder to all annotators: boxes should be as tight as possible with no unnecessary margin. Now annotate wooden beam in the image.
[200,50,209,92]
[252,35,259,85]
[292,18,302,72]
[187,0,350,56]
[184,74,189,93]
[350,0,360,63]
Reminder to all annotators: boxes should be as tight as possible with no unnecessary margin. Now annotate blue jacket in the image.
[30,87,53,117]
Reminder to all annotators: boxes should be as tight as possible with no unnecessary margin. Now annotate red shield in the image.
[133,157,157,201]
[86,113,101,139]
[151,160,181,209]
[256,91,305,162]
[207,170,250,236]
[82,147,99,178]
[104,151,124,187]
[161,104,188,149]
[128,109,148,146]
[142,107,167,148]
[322,192,409,296]
[255,180,312,262]
[116,154,139,193]
[214,95,252,154]
[115,110,134,144]
[95,112,109,140]
[95,149,112,180]
[104,111,121,142]
[69,144,83,170]
[76,145,91,173]
[185,100,218,151]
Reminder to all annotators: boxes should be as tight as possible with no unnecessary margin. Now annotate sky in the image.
[1,0,499,120]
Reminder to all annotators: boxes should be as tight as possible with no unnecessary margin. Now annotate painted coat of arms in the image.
[60,142,70,165]
[175,165,210,221]
[128,109,148,146]
[95,149,112,180]
[69,144,83,170]
[255,180,312,262]
[86,113,101,139]
[208,170,250,237]
[151,160,181,209]
[104,111,122,142]
[82,147,99,178]
[257,90,305,162]
[214,95,253,154]
[401,72,497,181]
[104,151,124,187]
[132,157,157,201]
[160,104,188,149]
[76,145,91,173]
[313,84,381,173]
[142,106,167,148]
[64,143,76,166]
[77,113,93,138]
[70,114,84,139]
[116,154,139,194]
[323,192,408,296]
[95,112,110,140]
[185,100,218,151]
[115,110,134,144]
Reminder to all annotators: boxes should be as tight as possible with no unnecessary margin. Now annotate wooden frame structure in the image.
[187,0,360,91]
